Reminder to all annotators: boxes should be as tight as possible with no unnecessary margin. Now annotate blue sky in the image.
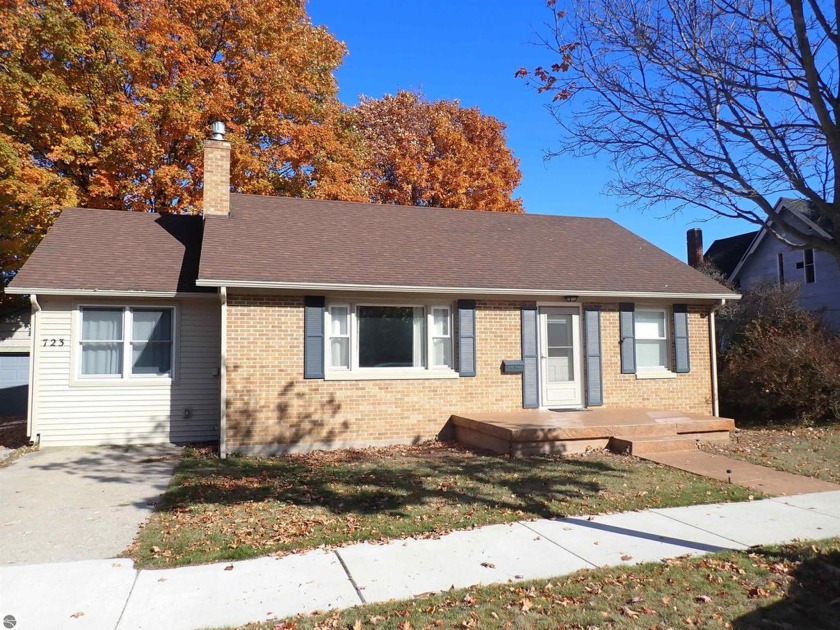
[308,0,749,262]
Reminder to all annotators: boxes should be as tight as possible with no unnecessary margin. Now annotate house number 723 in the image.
[42,338,66,347]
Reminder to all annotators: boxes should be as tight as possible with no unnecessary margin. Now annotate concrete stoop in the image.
[609,434,699,456]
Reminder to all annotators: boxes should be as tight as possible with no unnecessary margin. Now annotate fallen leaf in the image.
[521,598,532,612]
[621,554,633,561]
[70,612,85,619]
[695,594,712,603]
[224,564,234,571]
[621,606,639,618]
[480,562,495,569]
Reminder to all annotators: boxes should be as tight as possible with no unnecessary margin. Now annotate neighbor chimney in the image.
[203,121,230,217]
[687,228,704,268]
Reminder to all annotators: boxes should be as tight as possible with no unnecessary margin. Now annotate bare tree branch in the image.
[521,0,840,261]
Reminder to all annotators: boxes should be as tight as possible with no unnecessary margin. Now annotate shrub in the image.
[718,283,840,425]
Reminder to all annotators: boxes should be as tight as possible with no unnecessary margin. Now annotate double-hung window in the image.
[79,307,174,379]
[634,308,669,371]
[326,303,453,373]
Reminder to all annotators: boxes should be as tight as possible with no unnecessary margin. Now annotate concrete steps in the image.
[609,435,699,455]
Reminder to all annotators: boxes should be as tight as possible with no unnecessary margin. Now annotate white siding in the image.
[738,228,840,331]
[32,296,221,446]
[0,309,31,353]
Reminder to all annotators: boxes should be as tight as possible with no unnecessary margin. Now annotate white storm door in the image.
[539,307,582,408]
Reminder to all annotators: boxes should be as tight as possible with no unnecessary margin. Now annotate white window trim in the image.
[324,301,457,380]
[74,305,177,384]
[634,307,672,375]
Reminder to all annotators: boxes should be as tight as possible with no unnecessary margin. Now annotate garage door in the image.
[0,353,29,416]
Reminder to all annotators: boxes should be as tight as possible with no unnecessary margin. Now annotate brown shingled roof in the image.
[198,194,736,296]
[8,208,210,294]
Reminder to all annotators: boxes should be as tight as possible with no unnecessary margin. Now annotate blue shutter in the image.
[521,306,539,408]
[303,296,325,379]
[673,304,691,373]
[457,300,476,377]
[584,307,603,406]
[619,302,636,374]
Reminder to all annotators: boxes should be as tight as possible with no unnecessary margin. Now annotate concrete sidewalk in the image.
[644,449,840,496]
[2,491,840,630]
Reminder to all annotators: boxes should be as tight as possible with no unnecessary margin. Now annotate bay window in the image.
[326,303,453,373]
[79,307,174,379]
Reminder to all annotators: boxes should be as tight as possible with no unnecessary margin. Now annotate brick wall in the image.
[225,296,715,453]
[588,303,713,414]
[225,296,527,452]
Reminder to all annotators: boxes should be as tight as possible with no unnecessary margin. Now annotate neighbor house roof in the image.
[197,194,736,298]
[704,230,759,278]
[7,208,210,295]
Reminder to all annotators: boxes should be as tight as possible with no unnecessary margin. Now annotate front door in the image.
[539,307,582,408]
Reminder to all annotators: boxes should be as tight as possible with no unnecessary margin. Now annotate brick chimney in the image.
[203,121,230,217]
[686,228,704,268]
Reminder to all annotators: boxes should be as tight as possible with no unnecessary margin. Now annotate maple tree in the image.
[352,91,523,212]
[0,0,365,303]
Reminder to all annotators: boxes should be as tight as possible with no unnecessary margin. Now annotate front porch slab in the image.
[451,408,734,457]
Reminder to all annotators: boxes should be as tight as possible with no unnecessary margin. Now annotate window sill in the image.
[324,369,460,381]
[635,370,677,380]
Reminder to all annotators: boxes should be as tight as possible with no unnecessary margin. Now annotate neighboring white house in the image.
[704,198,840,331]
[0,307,31,416]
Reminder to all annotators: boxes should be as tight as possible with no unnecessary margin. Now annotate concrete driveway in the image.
[0,446,179,565]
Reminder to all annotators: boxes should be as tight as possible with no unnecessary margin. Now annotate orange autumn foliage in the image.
[353,91,523,212]
[0,7,524,308]
[0,0,365,301]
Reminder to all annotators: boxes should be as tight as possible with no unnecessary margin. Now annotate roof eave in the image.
[196,278,739,301]
[4,286,217,298]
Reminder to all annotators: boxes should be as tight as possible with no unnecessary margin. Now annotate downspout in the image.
[219,287,227,459]
[27,294,41,444]
[709,299,726,417]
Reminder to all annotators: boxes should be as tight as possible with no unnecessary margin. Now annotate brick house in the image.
[7,124,737,453]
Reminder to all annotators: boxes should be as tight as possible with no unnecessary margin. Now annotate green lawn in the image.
[702,425,840,484]
[128,441,755,568]
[243,538,840,630]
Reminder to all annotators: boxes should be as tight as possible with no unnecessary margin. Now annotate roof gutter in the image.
[27,294,40,443]
[195,279,740,301]
[4,287,216,298]
[219,287,227,459]
[709,299,726,417]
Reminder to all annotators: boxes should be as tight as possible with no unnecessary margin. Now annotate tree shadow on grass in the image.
[157,442,621,521]
[733,543,840,630]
